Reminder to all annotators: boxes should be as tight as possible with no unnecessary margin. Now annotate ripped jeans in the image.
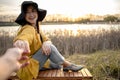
[32,44,65,70]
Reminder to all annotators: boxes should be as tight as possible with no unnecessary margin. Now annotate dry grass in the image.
[0,31,14,55]
[1,26,120,55]
[65,50,120,80]
[49,28,120,55]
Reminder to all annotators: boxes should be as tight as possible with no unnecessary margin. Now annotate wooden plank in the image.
[73,72,79,77]
[80,69,88,77]
[9,68,92,80]
[64,71,69,77]
[51,69,57,77]
[84,68,92,77]
[39,71,45,77]
[43,71,49,77]
[46,70,52,77]
[56,69,64,77]
[69,72,74,77]
[78,71,83,77]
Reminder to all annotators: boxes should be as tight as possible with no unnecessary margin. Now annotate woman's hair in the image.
[22,4,40,33]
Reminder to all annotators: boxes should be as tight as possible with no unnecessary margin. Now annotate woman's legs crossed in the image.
[32,44,65,70]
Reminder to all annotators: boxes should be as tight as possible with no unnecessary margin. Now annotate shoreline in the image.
[0,22,120,26]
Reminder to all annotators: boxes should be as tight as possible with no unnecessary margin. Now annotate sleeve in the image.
[13,26,35,45]
[39,31,51,42]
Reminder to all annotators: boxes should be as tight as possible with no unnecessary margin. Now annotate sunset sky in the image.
[0,0,120,17]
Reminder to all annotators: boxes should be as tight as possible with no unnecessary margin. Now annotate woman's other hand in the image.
[42,41,52,55]
[13,40,30,53]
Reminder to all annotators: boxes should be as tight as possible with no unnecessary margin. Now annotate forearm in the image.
[0,56,14,80]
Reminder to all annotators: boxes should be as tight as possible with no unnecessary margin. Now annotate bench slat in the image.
[69,72,74,77]
[51,69,57,77]
[9,68,93,80]
[84,68,92,77]
[80,69,88,77]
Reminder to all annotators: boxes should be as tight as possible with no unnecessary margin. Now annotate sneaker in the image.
[40,67,51,71]
[63,64,84,72]
[40,63,62,71]
[49,62,62,69]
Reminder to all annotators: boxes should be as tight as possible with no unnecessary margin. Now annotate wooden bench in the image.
[9,68,93,80]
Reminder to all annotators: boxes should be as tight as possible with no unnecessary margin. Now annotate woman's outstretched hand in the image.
[13,40,30,53]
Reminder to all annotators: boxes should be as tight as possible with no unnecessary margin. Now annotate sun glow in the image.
[0,0,118,17]
[38,0,117,17]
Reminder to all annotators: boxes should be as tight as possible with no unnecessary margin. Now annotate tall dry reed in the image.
[49,27,120,55]
[0,27,120,55]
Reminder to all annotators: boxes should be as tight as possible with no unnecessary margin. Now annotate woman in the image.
[14,1,83,80]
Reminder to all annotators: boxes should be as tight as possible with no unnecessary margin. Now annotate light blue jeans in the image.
[32,44,65,70]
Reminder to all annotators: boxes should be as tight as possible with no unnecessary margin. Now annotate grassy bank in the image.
[65,50,120,80]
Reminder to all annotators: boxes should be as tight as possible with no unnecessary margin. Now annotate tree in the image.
[104,16,118,22]
[80,18,90,23]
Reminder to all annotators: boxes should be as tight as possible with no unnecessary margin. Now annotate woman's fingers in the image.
[23,41,30,53]
[46,46,51,55]
[20,61,30,68]
[42,46,48,55]
[13,40,30,53]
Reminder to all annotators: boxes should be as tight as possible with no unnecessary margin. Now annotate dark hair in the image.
[21,4,38,26]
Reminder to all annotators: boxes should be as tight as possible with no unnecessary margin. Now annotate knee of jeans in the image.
[50,44,57,51]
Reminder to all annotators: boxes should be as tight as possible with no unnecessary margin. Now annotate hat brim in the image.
[15,8,47,25]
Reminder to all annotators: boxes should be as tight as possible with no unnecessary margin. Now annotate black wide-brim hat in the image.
[15,1,47,25]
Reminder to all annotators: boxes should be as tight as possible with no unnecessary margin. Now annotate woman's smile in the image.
[25,6,38,25]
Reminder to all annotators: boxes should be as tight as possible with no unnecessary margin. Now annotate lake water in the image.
[0,24,120,36]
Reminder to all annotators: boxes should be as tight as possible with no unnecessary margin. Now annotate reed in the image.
[49,27,120,55]
[1,27,120,55]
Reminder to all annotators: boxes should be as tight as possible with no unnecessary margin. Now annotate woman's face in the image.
[25,6,38,25]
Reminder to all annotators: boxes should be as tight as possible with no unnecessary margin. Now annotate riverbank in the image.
[0,21,120,26]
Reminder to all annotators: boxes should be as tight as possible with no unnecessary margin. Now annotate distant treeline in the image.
[0,21,120,26]
[0,15,120,26]
[0,22,18,26]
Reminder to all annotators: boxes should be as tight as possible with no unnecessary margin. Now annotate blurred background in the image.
[0,0,120,80]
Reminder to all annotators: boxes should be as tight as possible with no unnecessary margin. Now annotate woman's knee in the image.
[50,44,57,50]
[50,44,59,54]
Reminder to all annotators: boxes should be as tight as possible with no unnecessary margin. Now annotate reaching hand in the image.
[3,48,29,72]
[0,48,29,80]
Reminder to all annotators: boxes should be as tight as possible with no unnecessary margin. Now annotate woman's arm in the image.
[13,25,35,53]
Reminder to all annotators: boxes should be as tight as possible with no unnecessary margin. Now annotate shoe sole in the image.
[63,67,84,72]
